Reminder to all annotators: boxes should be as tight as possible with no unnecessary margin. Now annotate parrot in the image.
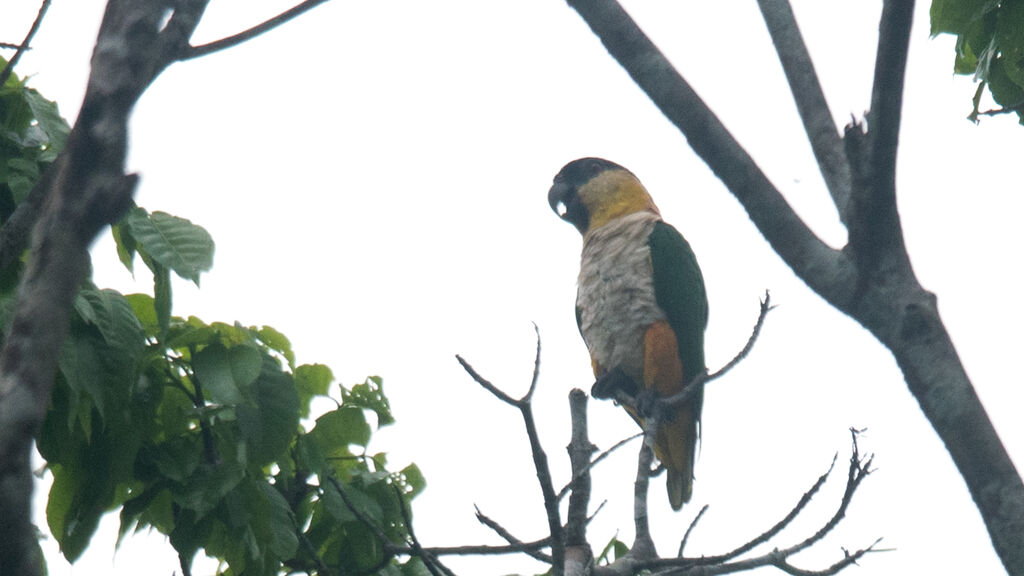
[548,157,708,510]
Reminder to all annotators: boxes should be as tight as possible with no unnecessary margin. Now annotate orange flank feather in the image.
[638,321,698,510]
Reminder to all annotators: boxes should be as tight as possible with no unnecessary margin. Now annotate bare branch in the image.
[678,504,708,557]
[184,0,331,60]
[474,506,553,563]
[395,486,453,576]
[566,389,594,548]
[664,291,772,411]
[456,355,519,406]
[756,0,851,223]
[782,429,873,557]
[565,390,595,575]
[712,454,837,563]
[866,0,914,199]
[0,0,50,89]
[557,432,642,502]
[846,0,915,273]
[631,413,658,560]
[627,434,879,576]
[457,344,565,573]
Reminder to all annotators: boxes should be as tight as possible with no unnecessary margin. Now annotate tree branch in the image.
[474,506,553,563]
[846,0,915,275]
[756,0,851,223]
[565,389,595,575]
[557,432,642,503]
[0,0,50,89]
[457,332,565,574]
[183,0,332,60]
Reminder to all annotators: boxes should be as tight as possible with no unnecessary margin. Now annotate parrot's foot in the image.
[634,389,660,418]
[591,366,639,400]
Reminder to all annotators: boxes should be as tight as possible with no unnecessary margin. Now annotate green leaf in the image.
[59,329,111,422]
[23,88,70,153]
[311,406,371,453]
[930,0,996,36]
[294,363,333,418]
[343,375,394,427]
[256,325,295,368]
[995,0,1024,87]
[237,359,300,468]
[258,482,299,559]
[111,222,137,274]
[399,463,426,499]
[73,287,145,364]
[125,293,159,335]
[193,344,244,405]
[125,207,214,286]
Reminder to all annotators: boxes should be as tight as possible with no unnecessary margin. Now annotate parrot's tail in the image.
[657,407,698,511]
[666,468,690,511]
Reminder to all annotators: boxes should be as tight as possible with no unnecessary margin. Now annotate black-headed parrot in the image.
[548,157,708,510]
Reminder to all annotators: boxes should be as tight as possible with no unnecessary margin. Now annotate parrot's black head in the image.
[548,157,626,233]
[549,157,654,235]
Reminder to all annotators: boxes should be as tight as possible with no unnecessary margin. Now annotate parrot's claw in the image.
[591,366,639,400]
[634,389,660,418]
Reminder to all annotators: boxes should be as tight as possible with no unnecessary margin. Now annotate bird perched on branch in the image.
[548,157,708,510]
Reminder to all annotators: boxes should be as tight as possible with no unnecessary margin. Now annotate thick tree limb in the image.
[756,0,851,223]
[565,2,1024,572]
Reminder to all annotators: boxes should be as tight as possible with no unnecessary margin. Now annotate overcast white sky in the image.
[4,1,1023,575]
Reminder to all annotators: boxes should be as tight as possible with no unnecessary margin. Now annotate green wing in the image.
[648,220,708,383]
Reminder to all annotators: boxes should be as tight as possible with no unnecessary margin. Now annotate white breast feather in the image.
[576,212,665,384]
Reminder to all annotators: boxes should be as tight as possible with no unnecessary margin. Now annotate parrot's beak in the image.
[548,181,571,217]
[548,181,588,233]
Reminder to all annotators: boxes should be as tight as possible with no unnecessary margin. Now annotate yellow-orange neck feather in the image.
[579,170,660,232]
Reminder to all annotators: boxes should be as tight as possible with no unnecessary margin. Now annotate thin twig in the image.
[474,506,553,563]
[456,355,519,406]
[678,504,708,557]
[0,0,50,89]
[526,323,542,401]
[664,291,772,410]
[394,486,453,576]
[184,0,331,60]
[783,429,873,556]
[712,453,837,563]
[457,336,565,573]
[557,432,642,502]
[626,434,880,575]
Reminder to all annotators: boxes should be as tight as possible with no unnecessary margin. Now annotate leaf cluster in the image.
[1,63,424,576]
[931,0,1024,122]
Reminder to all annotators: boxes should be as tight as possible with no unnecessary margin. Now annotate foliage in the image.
[931,0,1024,122]
[1,59,424,575]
